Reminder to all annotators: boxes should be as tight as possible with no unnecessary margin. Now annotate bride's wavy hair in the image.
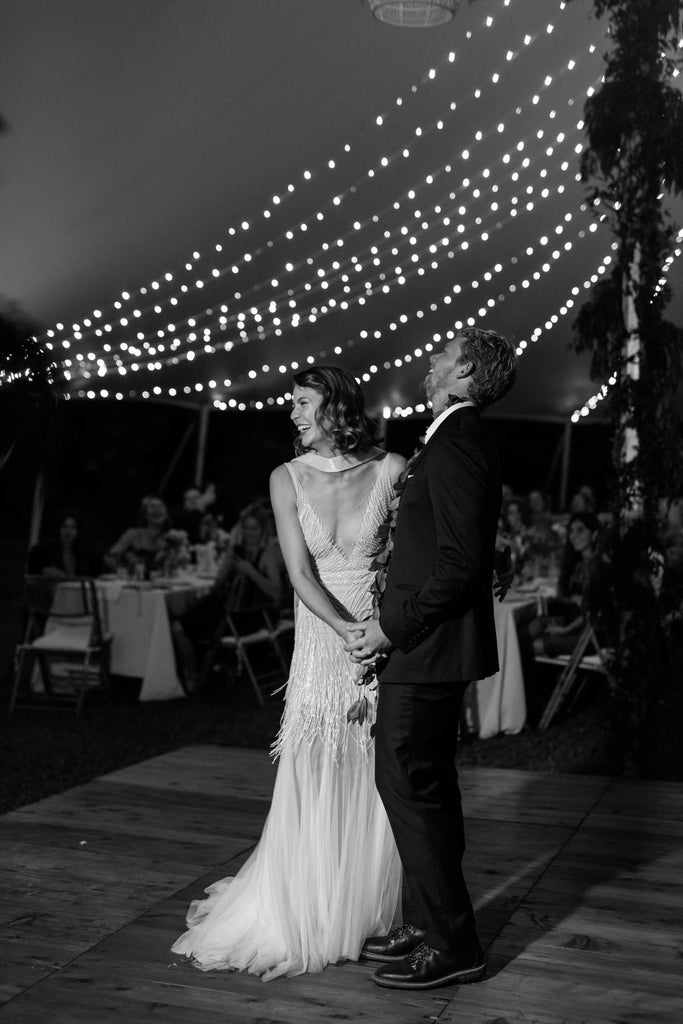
[292,365,378,456]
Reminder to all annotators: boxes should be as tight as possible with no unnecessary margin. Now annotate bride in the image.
[171,365,406,980]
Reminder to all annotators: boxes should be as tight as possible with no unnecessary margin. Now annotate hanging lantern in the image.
[367,0,461,29]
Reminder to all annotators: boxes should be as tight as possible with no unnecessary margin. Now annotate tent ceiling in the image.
[2,0,681,422]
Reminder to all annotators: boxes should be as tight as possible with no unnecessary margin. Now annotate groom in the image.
[345,328,517,990]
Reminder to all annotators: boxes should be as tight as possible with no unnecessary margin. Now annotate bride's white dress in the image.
[171,454,402,981]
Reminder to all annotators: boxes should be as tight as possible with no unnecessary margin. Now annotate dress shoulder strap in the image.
[283,461,302,496]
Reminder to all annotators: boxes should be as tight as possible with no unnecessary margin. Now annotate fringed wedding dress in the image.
[171,453,402,981]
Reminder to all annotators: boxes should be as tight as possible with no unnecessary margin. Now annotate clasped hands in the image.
[343,618,392,665]
[343,548,514,664]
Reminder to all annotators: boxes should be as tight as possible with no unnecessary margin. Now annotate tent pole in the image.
[157,419,196,496]
[559,421,573,512]
[28,468,46,547]
[543,426,566,500]
[194,404,210,488]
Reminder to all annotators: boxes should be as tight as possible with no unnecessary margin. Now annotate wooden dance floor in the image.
[1,746,682,1023]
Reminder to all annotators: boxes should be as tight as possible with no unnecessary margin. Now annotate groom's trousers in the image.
[374,680,478,953]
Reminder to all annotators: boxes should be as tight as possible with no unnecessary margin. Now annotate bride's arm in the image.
[269,465,353,638]
[385,450,407,487]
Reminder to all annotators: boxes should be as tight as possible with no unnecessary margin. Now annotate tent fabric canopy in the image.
[1,0,681,423]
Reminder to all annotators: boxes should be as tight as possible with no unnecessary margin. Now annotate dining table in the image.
[462,577,557,739]
[96,573,214,700]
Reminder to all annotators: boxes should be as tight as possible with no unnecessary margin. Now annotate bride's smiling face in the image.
[291,385,330,451]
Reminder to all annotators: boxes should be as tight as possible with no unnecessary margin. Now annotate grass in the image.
[0,667,621,816]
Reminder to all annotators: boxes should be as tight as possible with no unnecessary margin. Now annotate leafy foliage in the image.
[0,304,63,393]
[570,0,683,773]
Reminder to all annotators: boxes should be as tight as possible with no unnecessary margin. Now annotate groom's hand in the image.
[344,619,392,663]
[493,544,514,602]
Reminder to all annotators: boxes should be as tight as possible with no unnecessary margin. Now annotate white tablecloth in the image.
[463,596,538,739]
[97,576,212,701]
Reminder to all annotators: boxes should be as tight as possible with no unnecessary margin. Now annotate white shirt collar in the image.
[424,401,476,444]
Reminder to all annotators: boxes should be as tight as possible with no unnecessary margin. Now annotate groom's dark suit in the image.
[376,404,501,953]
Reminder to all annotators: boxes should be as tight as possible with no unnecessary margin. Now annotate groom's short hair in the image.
[457,328,517,409]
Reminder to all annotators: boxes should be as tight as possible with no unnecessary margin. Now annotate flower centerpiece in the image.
[161,529,190,576]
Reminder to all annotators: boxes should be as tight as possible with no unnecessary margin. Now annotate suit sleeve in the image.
[380,432,489,652]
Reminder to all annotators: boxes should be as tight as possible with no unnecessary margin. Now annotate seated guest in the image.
[532,512,603,657]
[497,497,531,576]
[171,502,282,691]
[196,510,230,550]
[27,508,101,578]
[106,495,171,574]
[501,482,515,507]
[527,489,553,530]
[173,484,216,544]
[569,484,598,516]
[526,488,561,574]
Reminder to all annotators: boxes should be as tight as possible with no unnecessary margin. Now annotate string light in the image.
[62,0,611,410]
[54,0,585,365]
[71,64,601,389]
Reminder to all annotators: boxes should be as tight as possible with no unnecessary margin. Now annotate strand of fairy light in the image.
[216,203,672,415]
[190,107,590,354]
[90,13,678,365]
[81,231,616,410]
[101,4,589,372]
[45,0,530,350]
[230,241,619,419]
[50,0,573,356]
[63,228,649,411]
[570,229,683,423]
[67,8,603,401]
[216,47,681,416]
[68,75,598,395]
[70,47,602,391]
[80,78,602,395]
[75,151,603,401]
[183,6,578,332]
[167,74,600,384]
[202,217,615,413]
[94,117,588,382]
[72,142,590,397]
[60,0,581,379]
[62,50,577,391]
[69,141,599,399]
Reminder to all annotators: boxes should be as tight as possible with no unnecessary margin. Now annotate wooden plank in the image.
[100,745,277,802]
[439,970,683,1024]
[4,783,270,845]
[458,767,613,828]
[582,777,683,836]
[1,746,682,1024]
[0,748,273,1011]
[0,818,249,866]
[2,941,444,1024]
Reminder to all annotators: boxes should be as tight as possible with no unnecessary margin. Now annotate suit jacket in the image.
[378,406,501,683]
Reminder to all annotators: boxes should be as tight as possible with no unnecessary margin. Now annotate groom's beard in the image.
[422,373,435,402]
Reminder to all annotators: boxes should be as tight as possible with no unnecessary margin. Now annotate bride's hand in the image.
[339,620,364,643]
[344,619,392,661]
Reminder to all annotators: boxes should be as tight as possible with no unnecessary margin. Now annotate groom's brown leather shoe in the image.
[361,924,426,962]
[372,941,486,989]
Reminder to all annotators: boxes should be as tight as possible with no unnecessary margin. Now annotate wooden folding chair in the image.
[9,575,112,716]
[536,619,610,730]
[199,576,289,705]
